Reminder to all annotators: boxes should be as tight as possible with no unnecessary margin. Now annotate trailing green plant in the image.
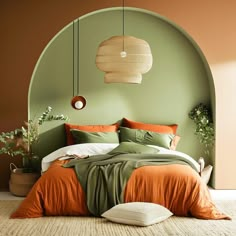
[188,103,215,156]
[0,106,68,171]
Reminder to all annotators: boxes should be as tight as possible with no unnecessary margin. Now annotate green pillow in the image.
[70,129,119,144]
[119,127,174,149]
[108,142,160,155]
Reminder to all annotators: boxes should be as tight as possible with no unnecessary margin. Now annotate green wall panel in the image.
[28,7,214,164]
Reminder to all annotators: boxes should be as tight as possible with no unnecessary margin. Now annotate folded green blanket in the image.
[63,153,198,216]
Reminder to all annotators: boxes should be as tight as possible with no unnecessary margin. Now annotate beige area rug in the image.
[0,200,236,236]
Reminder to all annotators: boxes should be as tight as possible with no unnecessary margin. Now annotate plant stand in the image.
[9,163,40,197]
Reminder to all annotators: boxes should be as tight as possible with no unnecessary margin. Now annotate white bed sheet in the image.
[41,143,119,173]
[41,143,200,173]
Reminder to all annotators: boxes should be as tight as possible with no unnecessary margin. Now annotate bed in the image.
[10,118,230,221]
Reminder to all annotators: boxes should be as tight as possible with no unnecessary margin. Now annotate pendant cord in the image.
[77,20,80,95]
[73,20,79,97]
[72,21,75,97]
[122,0,125,51]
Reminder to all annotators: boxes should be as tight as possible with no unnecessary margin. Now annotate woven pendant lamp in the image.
[96,35,152,83]
[95,0,152,84]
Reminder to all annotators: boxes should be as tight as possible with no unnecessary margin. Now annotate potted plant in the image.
[189,103,215,156]
[0,106,68,196]
[189,103,214,184]
[0,106,68,173]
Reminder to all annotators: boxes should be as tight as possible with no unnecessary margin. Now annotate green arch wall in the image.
[28,7,215,163]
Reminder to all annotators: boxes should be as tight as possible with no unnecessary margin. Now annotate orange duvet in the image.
[11,160,230,220]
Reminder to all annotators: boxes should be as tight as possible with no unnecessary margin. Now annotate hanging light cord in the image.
[120,0,127,57]
[122,0,125,36]
[122,0,125,51]
[73,21,75,97]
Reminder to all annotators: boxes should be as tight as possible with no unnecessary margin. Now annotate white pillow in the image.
[41,143,119,172]
[201,165,213,184]
[102,202,173,226]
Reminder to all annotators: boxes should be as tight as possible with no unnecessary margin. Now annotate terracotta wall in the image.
[1,0,236,190]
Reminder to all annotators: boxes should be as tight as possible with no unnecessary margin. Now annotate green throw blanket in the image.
[63,153,198,216]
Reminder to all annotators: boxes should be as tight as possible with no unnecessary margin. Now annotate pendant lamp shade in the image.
[96,36,153,84]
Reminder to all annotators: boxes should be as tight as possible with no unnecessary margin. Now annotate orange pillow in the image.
[65,123,119,145]
[122,118,178,134]
[170,135,181,150]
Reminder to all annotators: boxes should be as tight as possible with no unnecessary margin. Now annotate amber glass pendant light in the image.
[71,20,86,110]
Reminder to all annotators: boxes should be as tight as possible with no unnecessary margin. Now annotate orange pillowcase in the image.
[122,118,178,134]
[169,135,181,150]
[65,123,119,145]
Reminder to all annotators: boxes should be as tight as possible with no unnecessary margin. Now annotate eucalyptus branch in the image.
[0,106,68,159]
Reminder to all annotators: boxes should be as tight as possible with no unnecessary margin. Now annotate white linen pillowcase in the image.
[102,202,173,227]
[41,143,119,172]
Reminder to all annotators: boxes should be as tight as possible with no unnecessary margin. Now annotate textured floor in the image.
[0,200,236,236]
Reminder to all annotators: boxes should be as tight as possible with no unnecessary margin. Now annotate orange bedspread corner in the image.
[10,160,90,218]
[124,164,230,220]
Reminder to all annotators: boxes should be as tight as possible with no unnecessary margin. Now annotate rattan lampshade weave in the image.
[96,36,153,83]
